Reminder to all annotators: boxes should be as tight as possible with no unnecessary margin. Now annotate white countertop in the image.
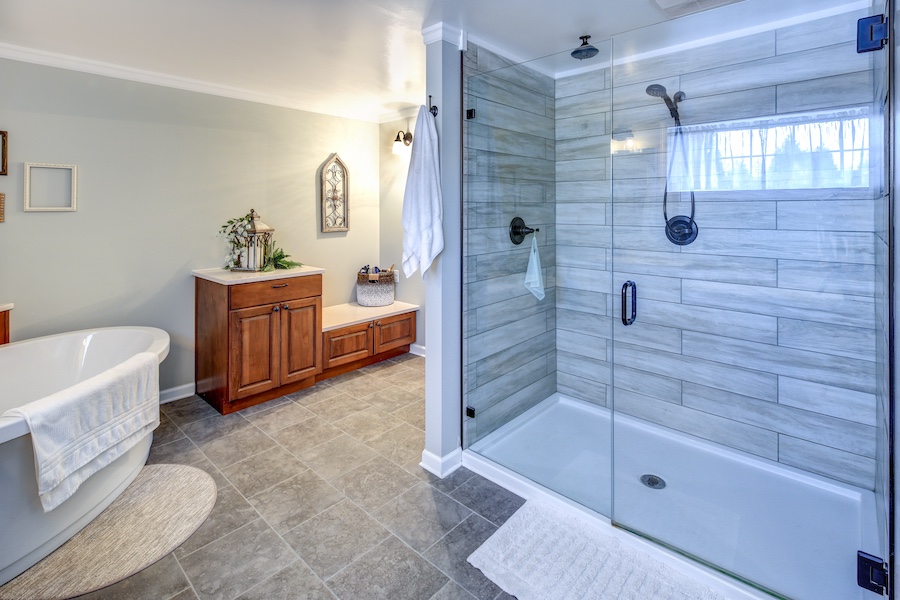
[0,303,13,312]
[191,265,325,285]
[323,301,419,331]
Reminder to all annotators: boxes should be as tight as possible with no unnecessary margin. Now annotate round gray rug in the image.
[0,464,216,600]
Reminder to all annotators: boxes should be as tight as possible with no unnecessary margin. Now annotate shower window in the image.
[668,106,870,191]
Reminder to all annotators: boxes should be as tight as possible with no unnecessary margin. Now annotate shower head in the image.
[646,83,684,125]
[571,35,600,60]
[645,84,668,98]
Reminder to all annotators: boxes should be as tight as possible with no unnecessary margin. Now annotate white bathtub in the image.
[468,394,881,600]
[0,326,170,585]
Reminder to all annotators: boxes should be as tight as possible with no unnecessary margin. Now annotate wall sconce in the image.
[392,130,413,155]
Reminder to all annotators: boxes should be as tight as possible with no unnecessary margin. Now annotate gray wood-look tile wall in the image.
[463,45,558,443]
[464,8,884,491]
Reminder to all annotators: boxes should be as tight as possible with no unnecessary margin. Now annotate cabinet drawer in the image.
[230,275,322,309]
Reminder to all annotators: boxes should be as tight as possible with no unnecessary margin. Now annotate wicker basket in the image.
[356,271,396,307]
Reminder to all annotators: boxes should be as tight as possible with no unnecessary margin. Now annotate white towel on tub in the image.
[3,351,160,511]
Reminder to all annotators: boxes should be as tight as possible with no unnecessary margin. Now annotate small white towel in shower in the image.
[3,352,160,511]
[524,236,545,301]
[402,104,444,279]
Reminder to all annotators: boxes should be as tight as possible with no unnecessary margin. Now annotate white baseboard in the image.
[420,447,462,478]
[410,343,425,357]
[159,383,195,405]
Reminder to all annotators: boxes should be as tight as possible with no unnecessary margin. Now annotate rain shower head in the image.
[646,83,685,125]
[571,35,600,60]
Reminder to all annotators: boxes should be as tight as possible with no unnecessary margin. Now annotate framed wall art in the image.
[24,163,78,212]
[321,153,348,232]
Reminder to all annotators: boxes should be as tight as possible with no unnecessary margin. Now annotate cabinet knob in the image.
[273,306,280,312]
[376,321,381,326]
[283,304,289,310]
[369,323,374,328]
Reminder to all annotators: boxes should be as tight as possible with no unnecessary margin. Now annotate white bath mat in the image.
[468,501,729,600]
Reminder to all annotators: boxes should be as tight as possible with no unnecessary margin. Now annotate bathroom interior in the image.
[0,0,897,598]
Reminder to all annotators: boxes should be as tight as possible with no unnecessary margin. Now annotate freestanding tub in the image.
[0,326,170,585]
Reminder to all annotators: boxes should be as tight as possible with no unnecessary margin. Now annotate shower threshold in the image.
[465,394,879,600]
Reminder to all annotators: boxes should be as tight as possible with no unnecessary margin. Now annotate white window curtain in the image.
[666,106,870,191]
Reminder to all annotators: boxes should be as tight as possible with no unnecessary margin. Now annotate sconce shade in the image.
[392,130,413,155]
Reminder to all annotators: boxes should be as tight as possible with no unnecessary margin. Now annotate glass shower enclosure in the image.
[462,3,890,599]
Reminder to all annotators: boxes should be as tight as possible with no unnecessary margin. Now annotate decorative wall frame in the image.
[0,193,5,223]
[321,153,348,232]
[24,163,77,212]
[0,131,7,176]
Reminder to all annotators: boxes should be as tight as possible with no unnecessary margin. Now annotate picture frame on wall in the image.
[24,163,78,212]
[0,131,7,176]
[321,153,349,232]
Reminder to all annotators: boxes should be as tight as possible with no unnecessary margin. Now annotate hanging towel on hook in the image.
[402,105,444,279]
[524,235,545,301]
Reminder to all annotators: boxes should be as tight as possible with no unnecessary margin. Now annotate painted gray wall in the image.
[462,44,557,443]
[0,58,405,392]
[379,117,425,348]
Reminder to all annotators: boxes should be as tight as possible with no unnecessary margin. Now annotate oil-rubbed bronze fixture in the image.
[392,130,413,154]
[509,217,540,245]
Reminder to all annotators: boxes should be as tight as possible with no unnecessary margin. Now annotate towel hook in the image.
[509,217,539,245]
[428,95,438,117]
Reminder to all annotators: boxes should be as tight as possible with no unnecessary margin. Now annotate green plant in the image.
[263,243,302,271]
[219,212,253,269]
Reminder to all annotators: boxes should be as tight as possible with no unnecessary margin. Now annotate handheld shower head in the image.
[646,83,683,125]
[645,84,668,98]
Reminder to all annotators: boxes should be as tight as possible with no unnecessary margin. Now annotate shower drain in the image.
[640,474,667,489]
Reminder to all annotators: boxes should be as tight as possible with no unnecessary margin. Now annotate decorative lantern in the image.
[233,209,274,271]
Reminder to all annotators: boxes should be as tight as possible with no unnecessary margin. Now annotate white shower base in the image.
[467,394,880,600]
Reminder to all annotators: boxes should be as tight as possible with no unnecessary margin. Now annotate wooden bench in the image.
[318,301,419,382]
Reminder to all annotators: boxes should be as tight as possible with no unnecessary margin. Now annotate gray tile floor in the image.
[80,354,523,600]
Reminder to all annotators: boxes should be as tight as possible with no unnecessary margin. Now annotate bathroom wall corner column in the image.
[420,23,464,477]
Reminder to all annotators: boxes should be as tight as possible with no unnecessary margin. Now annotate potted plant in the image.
[219,210,302,271]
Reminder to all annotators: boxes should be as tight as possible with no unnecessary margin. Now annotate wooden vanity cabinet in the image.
[196,274,322,414]
[0,311,8,345]
[321,311,416,373]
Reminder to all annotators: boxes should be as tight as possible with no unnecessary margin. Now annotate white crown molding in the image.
[421,22,467,50]
[0,41,408,124]
[378,105,422,123]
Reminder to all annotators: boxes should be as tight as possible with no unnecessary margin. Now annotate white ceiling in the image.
[0,0,867,123]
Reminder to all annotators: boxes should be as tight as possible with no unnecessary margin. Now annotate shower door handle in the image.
[621,281,637,326]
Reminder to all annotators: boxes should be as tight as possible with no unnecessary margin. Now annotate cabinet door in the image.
[374,312,416,354]
[230,305,280,400]
[281,296,322,384]
[323,322,374,369]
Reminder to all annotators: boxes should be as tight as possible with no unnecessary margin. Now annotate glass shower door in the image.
[609,5,886,600]
[462,43,614,516]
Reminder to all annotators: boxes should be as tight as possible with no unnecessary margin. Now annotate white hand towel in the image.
[3,351,160,511]
[402,105,444,279]
[524,236,545,301]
